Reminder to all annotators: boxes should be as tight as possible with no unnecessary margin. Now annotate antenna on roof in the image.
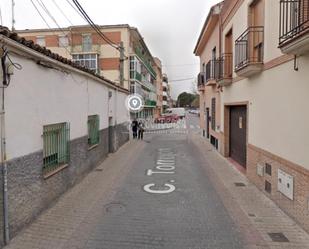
[11,0,15,31]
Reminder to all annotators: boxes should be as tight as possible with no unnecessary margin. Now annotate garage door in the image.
[230,106,247,168]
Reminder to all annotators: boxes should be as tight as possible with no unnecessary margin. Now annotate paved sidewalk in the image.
[190,132,309,249]
[4,140,146,249]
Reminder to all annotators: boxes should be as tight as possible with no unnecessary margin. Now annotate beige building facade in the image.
[18,25,159,118]
[194,2,223,151]
[195,0,309,232]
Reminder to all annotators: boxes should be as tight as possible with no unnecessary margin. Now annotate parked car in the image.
[155,114,179,123]
[165,108,186,119]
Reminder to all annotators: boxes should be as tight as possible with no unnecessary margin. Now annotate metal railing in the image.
[43,122,70,175]
[218,53,233,80]
[205,59,219,82]
[279,0,309,45]
[197,72,205,88]
[88,115,100,146]
[235,26,264,71]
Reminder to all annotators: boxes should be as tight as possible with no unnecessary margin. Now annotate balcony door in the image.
[224,29,233,78]
[249,0,264,63]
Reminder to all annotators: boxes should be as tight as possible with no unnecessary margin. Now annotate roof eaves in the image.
[0,26,129,93]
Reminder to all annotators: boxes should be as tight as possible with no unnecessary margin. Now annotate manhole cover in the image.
[268,233,289,242]
[105,203,125,215]
[234,182,246,187]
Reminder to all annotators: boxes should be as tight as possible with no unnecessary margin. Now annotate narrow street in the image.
[4,114,309,249]
[4,114,242,249]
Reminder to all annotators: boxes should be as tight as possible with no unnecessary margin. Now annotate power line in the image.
[71,0,120,51]
[29,0,71,54]
[168,77,195,82]
[51,0,74,26]
[162,63,199,67]
[65,0,87,22]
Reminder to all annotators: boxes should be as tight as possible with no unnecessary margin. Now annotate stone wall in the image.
[0,123,129,245]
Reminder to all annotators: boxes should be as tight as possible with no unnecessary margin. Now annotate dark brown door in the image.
[230,106,247,168]
[206,108,210,139]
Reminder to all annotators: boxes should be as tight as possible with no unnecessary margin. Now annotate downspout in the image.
[0,47,9,245]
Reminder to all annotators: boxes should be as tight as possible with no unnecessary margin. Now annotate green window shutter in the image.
[43,122,70,175]
[88,115,100,146]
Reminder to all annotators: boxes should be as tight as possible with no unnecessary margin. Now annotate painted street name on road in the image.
[143,148,176,194]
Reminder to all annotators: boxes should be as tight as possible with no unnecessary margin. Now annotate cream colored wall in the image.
[221,55,309,169]
[200,23,220,67]
[102,70,120,82]
[222,0,283,67]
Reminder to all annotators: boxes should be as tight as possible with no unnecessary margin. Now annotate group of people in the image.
[131,119,145,140]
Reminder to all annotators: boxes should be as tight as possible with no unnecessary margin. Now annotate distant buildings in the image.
[18,25,168,118]
[195,0,309,232]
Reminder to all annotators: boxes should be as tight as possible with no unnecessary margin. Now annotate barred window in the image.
[43,122,70,176]
[88,115,100,147]
[211,98,216,130]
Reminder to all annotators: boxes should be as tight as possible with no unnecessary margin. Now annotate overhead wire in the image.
[29,0,71,55]
[71,0,120,51]
[51,0,74,26]
[65,0,87,22]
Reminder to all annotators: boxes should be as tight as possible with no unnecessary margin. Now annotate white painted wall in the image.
[3,48,128,160]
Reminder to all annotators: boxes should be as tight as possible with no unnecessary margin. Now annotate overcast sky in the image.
[0,0,221,99]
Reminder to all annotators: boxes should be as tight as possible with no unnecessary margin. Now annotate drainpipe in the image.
[0,47,9,245]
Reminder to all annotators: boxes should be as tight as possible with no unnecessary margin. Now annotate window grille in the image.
[43,122,70,175]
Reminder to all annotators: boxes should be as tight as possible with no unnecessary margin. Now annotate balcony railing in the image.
[235,26,264,71]
[279,0,309,46]
[218,53,233,81]
[197,72,205,88]
[205,59,219,82]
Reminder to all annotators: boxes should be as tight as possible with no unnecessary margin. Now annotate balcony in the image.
[134,47,157,78]
[197,72,205,91]
[235,26,264,77]
[130,71,142,82]
[218,53,233,86]
[279,0,309,55]
[205,59,219,85]
[145,99,156,107]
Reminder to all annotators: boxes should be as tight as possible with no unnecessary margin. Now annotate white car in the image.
[165,108,186,119]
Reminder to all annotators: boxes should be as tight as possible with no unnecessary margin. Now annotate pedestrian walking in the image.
[131,119,138,139]
[138,121,145,140]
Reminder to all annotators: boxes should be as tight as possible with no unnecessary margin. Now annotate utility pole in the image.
[0,47,9,245]
[11,0,15,31]
[119,42,125,87]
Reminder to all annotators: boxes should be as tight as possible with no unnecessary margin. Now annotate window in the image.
[82,34,92,52]
[36,36,45,47]
[88,115,100,147]
[59,35,69,47]
[211,98,216,130]
[43,122,70,176]
[72,54,98,72]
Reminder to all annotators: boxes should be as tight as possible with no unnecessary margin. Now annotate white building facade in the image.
[0,27,129,245]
